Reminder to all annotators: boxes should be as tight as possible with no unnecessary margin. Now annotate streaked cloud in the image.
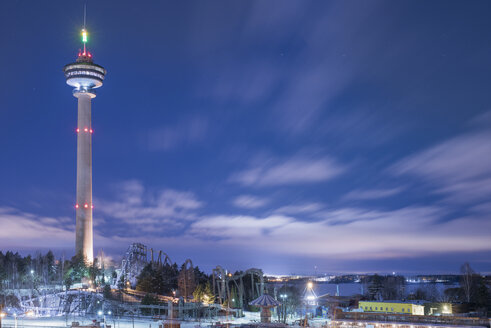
[230,154,345,187]
[314,206,444,226]
[190,215,293,239]
[343,187,405,200]
[188,206,491,259]
[0,207,104,250]
[96,180,202,236]
[145,117,208,151]
[232,195,269,209]
[468,110,491,128]
[392,132,491,203]
[274,203,325,215]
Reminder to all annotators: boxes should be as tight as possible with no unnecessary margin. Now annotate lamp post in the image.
[31,270,35,292]
[305,281,316,319]
[280,294,288,323]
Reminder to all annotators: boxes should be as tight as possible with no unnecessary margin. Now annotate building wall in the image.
[424,302,452,315]
[412,304,424,315]
[359,301,424,315]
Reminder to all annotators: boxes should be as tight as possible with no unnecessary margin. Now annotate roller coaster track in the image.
[212,266,264,308]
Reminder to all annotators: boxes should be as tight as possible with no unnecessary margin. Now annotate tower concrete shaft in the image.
[75,93,94,263]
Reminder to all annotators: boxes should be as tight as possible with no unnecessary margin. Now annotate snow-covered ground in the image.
[0,312,263,328]
[0,310,331,328]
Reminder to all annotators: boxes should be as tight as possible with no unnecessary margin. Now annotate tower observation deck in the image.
[63,27,106,263]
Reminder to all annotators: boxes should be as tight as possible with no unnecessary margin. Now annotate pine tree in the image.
[203,282,215,304]
[193,284,204,302]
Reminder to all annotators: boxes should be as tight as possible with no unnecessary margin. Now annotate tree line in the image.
[361,263,490,316]
[134,262,211,298]
[0,251,58,291]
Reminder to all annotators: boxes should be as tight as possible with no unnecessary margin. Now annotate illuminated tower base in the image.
[64,29,106,263]
[75,91,95,263]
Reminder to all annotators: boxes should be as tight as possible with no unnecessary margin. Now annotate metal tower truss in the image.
[117,243,149,288]
[178,259,195,299]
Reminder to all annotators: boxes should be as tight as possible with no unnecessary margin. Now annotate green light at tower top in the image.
[82,29,88,43]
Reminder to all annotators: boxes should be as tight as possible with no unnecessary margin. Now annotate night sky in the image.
[1,0,491,275]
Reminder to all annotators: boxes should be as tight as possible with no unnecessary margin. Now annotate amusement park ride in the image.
[116,243,175,288]
[117,243,265,309]
[212,266,264,308]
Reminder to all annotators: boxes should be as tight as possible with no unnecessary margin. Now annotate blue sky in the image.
[1,0,491,274]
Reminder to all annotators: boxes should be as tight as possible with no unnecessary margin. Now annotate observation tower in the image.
[63,26,106,263]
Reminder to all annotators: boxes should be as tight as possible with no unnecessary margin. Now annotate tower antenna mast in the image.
[82,3,87,54]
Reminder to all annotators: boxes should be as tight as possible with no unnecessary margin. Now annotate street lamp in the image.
[0,312,6,328]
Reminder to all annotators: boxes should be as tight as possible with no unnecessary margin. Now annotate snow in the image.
[0,312,263,328]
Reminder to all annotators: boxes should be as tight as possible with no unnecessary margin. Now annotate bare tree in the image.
[460,262,474,303]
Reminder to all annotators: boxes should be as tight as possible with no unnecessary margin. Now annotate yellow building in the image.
[359,301,424,315]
